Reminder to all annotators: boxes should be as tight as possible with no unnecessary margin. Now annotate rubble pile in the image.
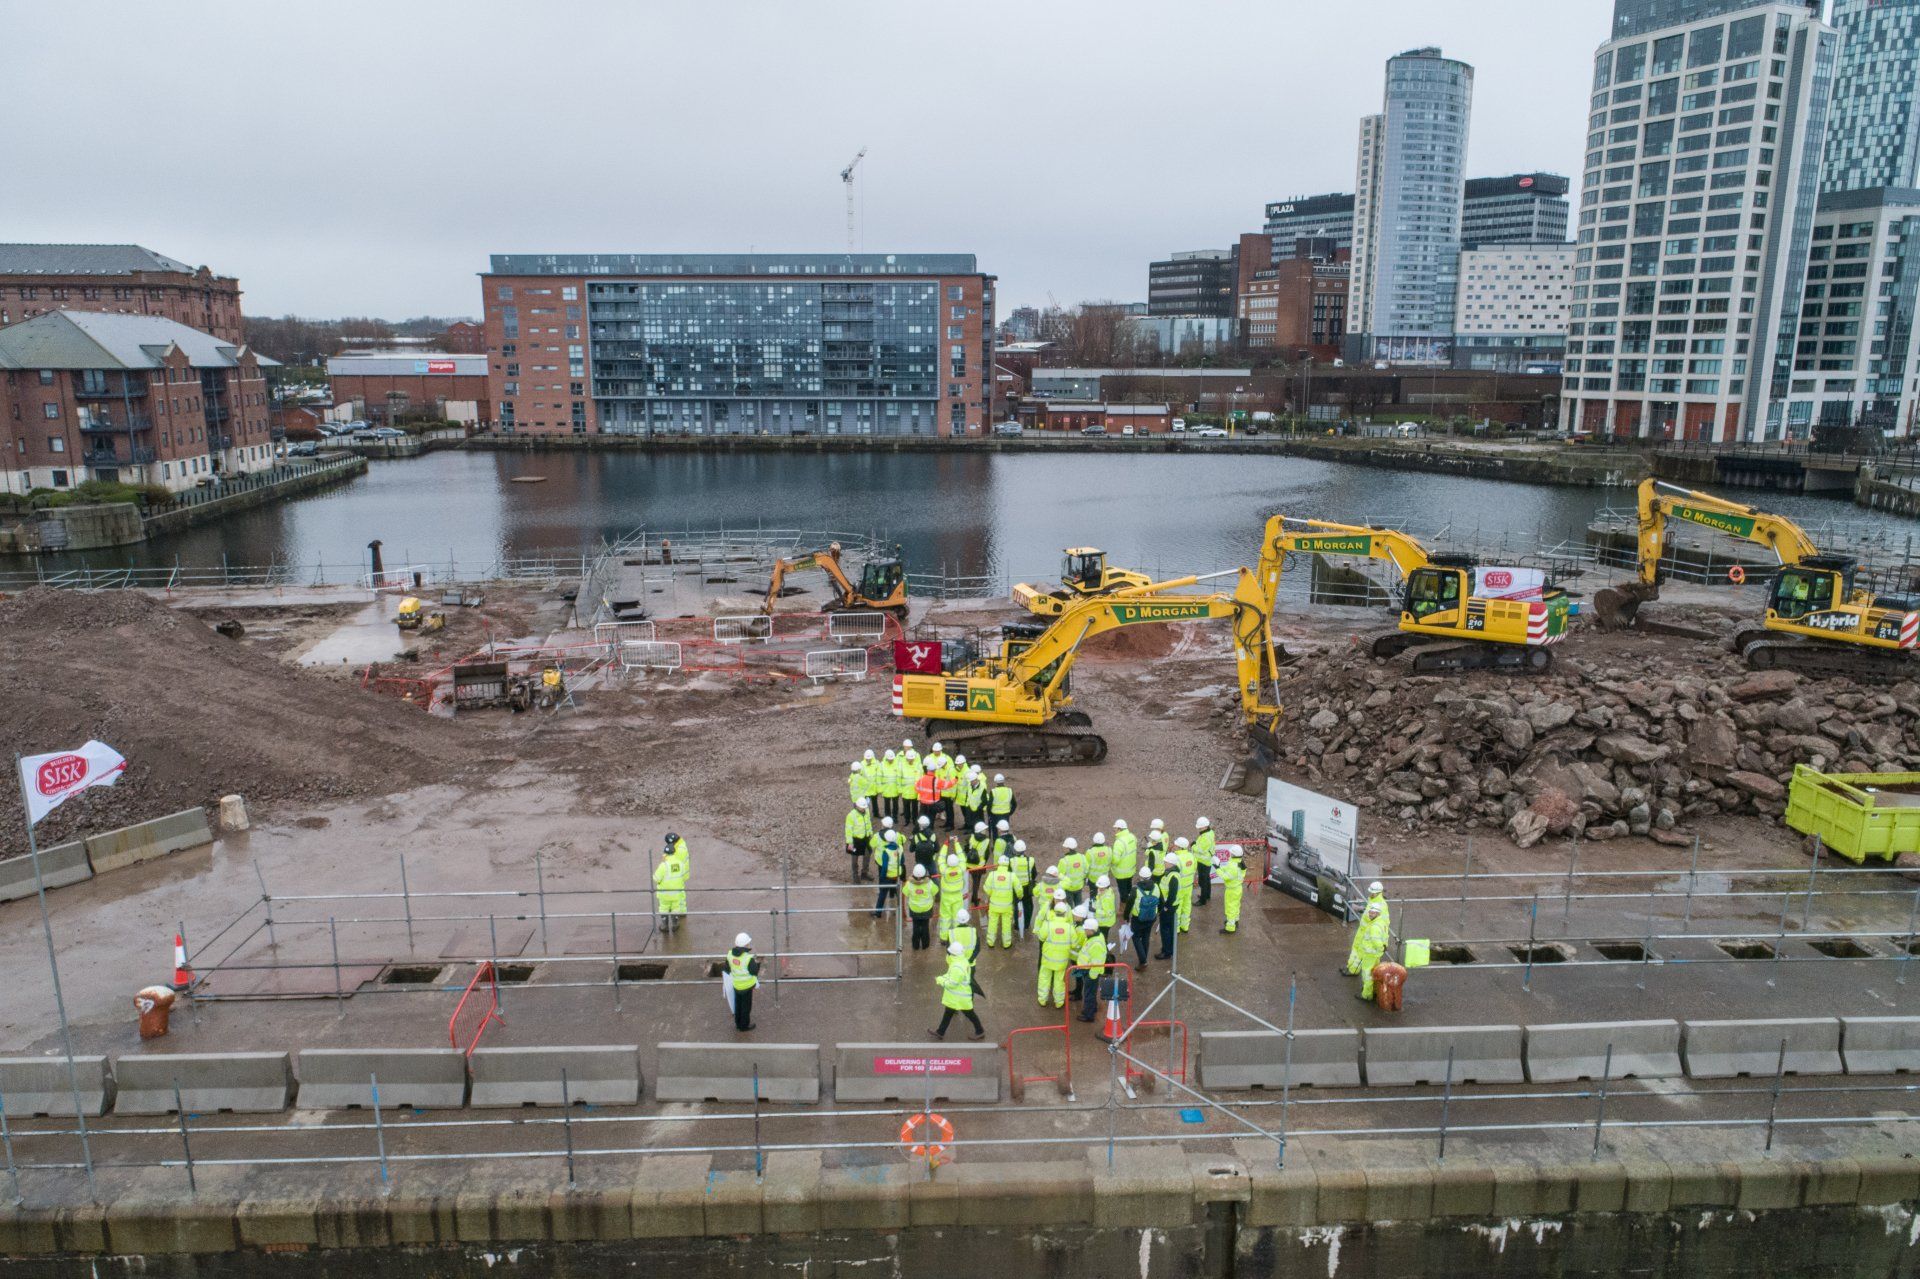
[1256,641,1920,848]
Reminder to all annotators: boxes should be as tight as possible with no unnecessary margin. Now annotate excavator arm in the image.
[1256,514,1433,598]
[762,545,857,614]
[1596,479,1822,628]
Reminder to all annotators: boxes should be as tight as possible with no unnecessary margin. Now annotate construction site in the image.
[1,489,1919,1277]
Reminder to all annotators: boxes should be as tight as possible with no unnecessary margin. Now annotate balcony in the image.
[210,433,235,450]
[79,415,155,434]
[83,446,156,467]
[71,379,149,400]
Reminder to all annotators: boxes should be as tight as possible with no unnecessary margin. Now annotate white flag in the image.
[18,741,127,828]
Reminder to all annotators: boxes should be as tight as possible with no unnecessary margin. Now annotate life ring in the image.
[900,1112,955,1164]
[1728,565,1747,585]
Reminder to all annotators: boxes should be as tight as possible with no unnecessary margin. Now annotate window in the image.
[43,404,58,420]
[37,369,52,385]
[47,432,63,449]
[50,469,67,487]
[946,286,963,302]
[561,287,577,301]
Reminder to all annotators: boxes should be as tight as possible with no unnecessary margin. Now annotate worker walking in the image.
[1037,906,1076,1009]
[1346,885,1392,1001]
[1172,837,1198,934]
[1128,869,1159,969]
[949,907,981,966]
[1075,918,1110,1023]
[988,773,1016,829]
[1057,838,1088,906]
[844,798,875,882]
[930,942,985,1041]
[1111,820,1139,915]
[965,822,993,905]
[872,833,904,919]
[1193,818,1216,908]
[1009,840,1036,938]
[937,851,967,943]
[1153,860,1181,961]
[1220,848,1248,934]
[727,933,760,1032]
[904,865,938,951]
[653,845,688,932]
[984,856,1017,949]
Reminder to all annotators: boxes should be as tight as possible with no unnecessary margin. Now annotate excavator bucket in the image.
[1592,581,1657,631]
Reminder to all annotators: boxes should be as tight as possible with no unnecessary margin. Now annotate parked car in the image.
[1121,425,1135,437]
[1080,424,1107,436]
[1170,418,1187,433]
[1191,427,1229,438]
[992,422,1024,436]
[368,426,408,439]
[288,442,320,457]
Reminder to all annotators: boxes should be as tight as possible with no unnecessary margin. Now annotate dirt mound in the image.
[0,589,481,850]
[1243,622,1920,849]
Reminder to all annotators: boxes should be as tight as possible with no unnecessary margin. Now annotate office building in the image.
[0,244,243,344]
[1452,244,1576,370]
[328,353,492,426]
[1561,1,1840,442]
[1263,192,1357,260]
[1461,175,1574,247]
[1822,0,1920,193]
[0,311,276,494]
[1119,314,1239,357]
[1785,187,1920,436]
[1349,47,1476,365]
[479,254,994,437]
[1147,250,1237,317]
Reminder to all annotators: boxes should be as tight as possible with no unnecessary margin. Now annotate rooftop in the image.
[488,252,980,278]
[0,243,202,276]
[0,311,274,371]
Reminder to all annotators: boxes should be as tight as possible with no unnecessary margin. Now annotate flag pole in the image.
[13,754,96,1199]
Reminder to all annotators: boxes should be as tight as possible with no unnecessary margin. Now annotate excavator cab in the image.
[857,558,906,604]
[1403,560,1469,622]
[1769,555,1854,621]
[1063,549,1111,592]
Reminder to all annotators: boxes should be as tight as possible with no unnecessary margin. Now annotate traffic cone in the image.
[1098,994,1123,1043]
[171,934,193,992]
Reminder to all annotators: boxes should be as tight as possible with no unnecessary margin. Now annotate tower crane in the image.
[840,147,867,251]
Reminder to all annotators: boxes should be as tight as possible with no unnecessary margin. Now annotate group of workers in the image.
[842,739,1016,884]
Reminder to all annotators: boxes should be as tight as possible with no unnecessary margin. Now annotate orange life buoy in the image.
[900,1112,955,1164]
[1729,565,1747,585]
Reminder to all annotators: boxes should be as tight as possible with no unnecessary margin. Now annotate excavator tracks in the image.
[1738,636,1916,683]
[1368,629,1552,673]
[921,714,1108,767]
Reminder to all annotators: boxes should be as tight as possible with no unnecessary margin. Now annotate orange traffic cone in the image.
[1098,995,1123,1043]
[171,934,193,992]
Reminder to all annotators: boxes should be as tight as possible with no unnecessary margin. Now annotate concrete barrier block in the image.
[653,1043,820,1104]
[0,841,93,903]
[1362,1025,1524,1086]
[86,807,212,875]
[0,1055,111,1117]
[1198,1029,1360,1090]
[113,1052,292,1113]
[1524,1020,1682,1083]
[832,1042,1002,1102]
[1682,1018,1842,1079]
[469,1045,641,1107]
[1841,1016,1920,1074]
[296,1048,467,1109]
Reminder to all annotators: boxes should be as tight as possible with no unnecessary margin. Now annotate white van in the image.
[1170,418,1187,433]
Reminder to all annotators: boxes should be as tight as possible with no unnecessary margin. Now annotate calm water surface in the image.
[40,450,1914,582]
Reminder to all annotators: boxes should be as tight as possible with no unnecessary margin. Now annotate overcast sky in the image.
[3,0,1612,319]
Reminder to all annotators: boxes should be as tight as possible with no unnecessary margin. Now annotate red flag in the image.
[893,639,943,675]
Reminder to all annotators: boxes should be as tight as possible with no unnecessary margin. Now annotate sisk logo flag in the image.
[18,740,127,827]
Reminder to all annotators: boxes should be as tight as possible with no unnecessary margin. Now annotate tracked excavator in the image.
[893,570,1288,765]
[1593,479,1918,678]
[1257,516,1570,672]
[761,543,908,618]
[1012,548,1154,617]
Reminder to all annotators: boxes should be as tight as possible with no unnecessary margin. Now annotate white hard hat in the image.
[1114,819,1129,830]
[912,864,928,878]
[1365,901,1381,916]
[1014,840,1028,853]
[974,821,988,834]
[884,832,900,846]
[1150,818,1165,830]
[1196,816,1212,829]
[1062,837,1079,851]
[1053,888,1068,902]
[1138,868,1154,880]
[1175,837,1190,848]
[932,741,944,752]
[918,816,931,828]
[856,798,869,809]
[884,748,896,759]
[996,855,1009,865]
[996,819,1010,832]
[881,816,895,829]
[1369,881,1384,896]
[994,773,1005,783]
[955,754,968,766]
[1096,875,1110,889]
[1092,832,1106,845]
[1043,864,1058,876]
[1082,917,1100,932]
[946,852,961,867]
[734,932,752,947]
[903,738,915,749]
[863,749,875,761]
[949,941,965,956]
[955,908,971,925]
[1071,904,1089,919]
[850,762,861,774]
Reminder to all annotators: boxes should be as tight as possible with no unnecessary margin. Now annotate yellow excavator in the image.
[762,543,908,618]
[1258,516,1570,672]
[1594,479,1918,678]
[894,569,1287,765]
[1013,547,1153,616]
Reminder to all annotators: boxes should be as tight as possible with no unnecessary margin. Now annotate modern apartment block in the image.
[480,254,994,437]
[1822,0,1920,194]
[1452,244,1576,370]
[1561,0,1839,442]
[1461,175,1574,247]
[0,245,243,344]
[1146,249,1237,316]
[1263,193,1358,261]
[0,311,276,494]
[1784,187,1920,435]
[1349,47,1476,365]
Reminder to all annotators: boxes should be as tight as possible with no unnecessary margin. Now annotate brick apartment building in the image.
[438,321,485,353]
[0,311,276,494]
[479,253,995,436]
[0,244,243,343]
[327,353,491,425]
